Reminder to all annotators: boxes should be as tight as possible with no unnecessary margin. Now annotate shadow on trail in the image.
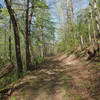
[8,56,100,100]
[9,60,74,100]
[88,56,100,100]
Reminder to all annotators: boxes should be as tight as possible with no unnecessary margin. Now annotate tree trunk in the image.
[26,0,33,70]
[4,31,7,58]
[5,0,23,78]
[81,35,84,45]
[9,9,12,61]
[88,7,91,42]
[90,0,100,38]
[9,36,12,60]
[67,0,73,32]
[91,17,96,41]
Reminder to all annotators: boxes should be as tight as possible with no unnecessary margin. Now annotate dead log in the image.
[87,48,96,60]
[87,43,100,60]
[0,81,29,94]
[0,63,14,79]
[0,79,29,99]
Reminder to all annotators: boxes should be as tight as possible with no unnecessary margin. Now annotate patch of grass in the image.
[0,59,9,68]
[64,92,73,100]
[11,96,16,100]
[52,58,57,61]
[21,92,25,96]
[85,82,94,89]
[0,70,17,89]
[32,56,45,66]
[74,95,81,100]
[65,93,72,97]
[30,80,40,88]
[60,72,72,91]
[61,83,68,91]
[61,72,72,80]
[78,80,84,84]
[61,72,65,77]
[94,62,100,66]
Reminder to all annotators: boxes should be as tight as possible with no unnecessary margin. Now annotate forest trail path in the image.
[8,54,95,100]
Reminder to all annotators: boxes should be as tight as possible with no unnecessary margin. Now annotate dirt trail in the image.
[7,54,99,100]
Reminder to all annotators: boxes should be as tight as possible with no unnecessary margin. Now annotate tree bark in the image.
[26,0,31,70]
[67,0,73,32]
[26,0,34,70]
[81,35,84,45]
[4,30,7,58]
[9,36,12,60]
[90,0,100,38]
[5,0,23,78]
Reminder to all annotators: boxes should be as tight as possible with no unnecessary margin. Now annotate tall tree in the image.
[89,0,100,38]
[26,0,34,70]
[5,0,23,78]
[32,0,55,57]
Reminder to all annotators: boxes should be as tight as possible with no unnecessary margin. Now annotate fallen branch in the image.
[0,78,29,99]
[0,63,14,79]
[87,43,100,60]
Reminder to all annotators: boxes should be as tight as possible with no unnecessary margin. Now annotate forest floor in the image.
[5,53,100,100]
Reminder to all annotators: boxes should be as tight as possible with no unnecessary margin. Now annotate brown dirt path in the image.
[7,54,99,100]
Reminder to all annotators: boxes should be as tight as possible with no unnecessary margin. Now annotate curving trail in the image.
[7,54,100,100]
